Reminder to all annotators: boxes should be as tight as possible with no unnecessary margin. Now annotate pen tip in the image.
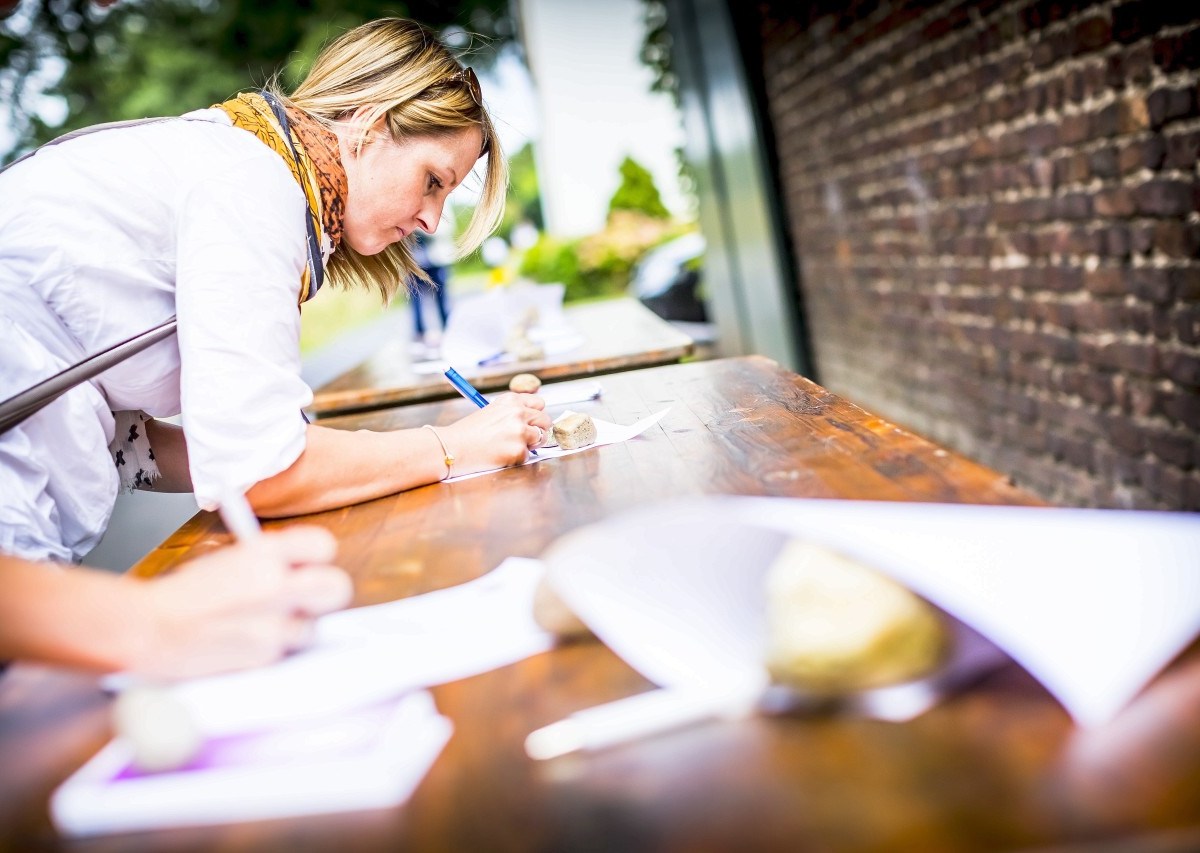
[524,720,581,761]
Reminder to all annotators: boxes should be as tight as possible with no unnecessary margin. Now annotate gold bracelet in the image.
[422,424,454,480]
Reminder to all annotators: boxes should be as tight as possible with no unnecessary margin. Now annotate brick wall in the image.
[753,0,1200,509]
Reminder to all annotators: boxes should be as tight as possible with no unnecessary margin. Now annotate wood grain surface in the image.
[4,356,1199,852]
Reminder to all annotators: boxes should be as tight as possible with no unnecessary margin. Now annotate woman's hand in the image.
[245,395,553,517]
[440,392,553,476]
[125,526,352,680]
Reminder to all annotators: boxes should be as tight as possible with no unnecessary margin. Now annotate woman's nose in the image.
[417,198,446,234]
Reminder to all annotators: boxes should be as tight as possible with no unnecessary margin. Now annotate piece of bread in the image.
[509,372,542,393]
[532,573,592,640]
[552,412,597,450]
[510,340,546,362]
[763,540,950,694]
[112,686,203,772]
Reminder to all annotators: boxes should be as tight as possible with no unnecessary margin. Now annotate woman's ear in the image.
[341,106,386,154]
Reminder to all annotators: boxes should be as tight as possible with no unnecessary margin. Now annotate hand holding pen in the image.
[122,493,352,681]
[442,366,550,460]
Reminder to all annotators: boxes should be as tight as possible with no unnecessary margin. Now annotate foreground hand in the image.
[441,392,553,476]
[126,526,352,680]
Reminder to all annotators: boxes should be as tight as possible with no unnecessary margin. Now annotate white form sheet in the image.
[443,408,670,483]
[51,691,452,837]
[149,558,554,737]
[540,497,1200,727]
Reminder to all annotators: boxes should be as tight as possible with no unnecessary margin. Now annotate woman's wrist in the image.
[421,424,454,480]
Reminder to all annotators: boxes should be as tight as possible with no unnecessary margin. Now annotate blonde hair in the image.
[273,18,507,301]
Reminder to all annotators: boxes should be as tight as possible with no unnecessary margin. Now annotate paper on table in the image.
[541,497,1200,727]
[538,380,603,408]
[156,558,554,737]
[51,691,451,837]
[443,408,669,483]
[440,283,584,368]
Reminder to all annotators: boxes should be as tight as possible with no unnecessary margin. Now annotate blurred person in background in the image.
[408,224,457,358]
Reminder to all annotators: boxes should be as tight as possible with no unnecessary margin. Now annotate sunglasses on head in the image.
[446,66,483,108]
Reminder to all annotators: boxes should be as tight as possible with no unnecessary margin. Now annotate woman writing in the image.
[0,17,551,566]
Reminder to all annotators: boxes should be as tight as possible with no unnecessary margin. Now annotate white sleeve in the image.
[174,153,314,511]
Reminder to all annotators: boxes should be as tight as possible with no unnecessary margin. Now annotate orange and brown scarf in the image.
[215,92,347,302]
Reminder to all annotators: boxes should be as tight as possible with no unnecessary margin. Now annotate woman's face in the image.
[340,123,483,256]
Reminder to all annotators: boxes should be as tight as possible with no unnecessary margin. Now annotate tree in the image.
[607,155,670,220]
[0,0,517,163]
[501,140,543,235]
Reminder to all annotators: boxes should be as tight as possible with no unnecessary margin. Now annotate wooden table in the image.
[5,356,1200,852]
[307,297,695,417]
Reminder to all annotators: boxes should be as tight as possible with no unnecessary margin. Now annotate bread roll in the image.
[764,540,949,694]
[509,372,542,393]
[112,686,203,773]
[552,412,596,450]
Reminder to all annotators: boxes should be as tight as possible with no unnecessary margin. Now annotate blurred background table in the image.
[5,356,1200,851]
[307,296,695,418]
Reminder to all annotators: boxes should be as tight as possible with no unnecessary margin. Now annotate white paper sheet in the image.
[538,380,604,408]
[157,558,554,737]
[443,408,670,483]
[541,497,1200,727]
[51,691,451,837]
[441,283,584,368]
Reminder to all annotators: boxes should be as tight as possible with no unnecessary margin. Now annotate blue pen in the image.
[444,366,539,455]
[444,366,490,408]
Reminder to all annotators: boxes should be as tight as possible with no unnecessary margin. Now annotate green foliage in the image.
[637,0,698,216]
[1,0,517,163]
[520,211,694,303]
[519,233,580,293]
[449,139,543,274]
[500,141,543,234]
[607,155,670,220]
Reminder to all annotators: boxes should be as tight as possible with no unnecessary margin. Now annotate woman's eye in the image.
[428,174,444,191]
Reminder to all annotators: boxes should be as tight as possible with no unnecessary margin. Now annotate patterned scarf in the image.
[214,91,347,302]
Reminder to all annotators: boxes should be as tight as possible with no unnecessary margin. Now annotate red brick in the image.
[1123,42,1156,84]
[1130,223,1156,254]
[1172,268,1200,300]
[1163,391,1200,428]
[1187,475,1200,511]
[1108,341,1160,375]
[1060,112,1091,145]
[1113,0,1161,44]
[1165,130,1200,169]
[1176,305,1200,345]
[1089,146,1120,178]
[1103,224,1132,258]
[1075,15,1113,54]
[1090,102,1119,138]
[1133,179,1194,216]
[1131,268,1173,304]
[1084,266,1128,296]
[1127,380,1158,416]
[1147,87,1198,129]
[1094,187,1136,217]
[1164,351,1200,388]
[1146,428,1198,468]
[1118,135,1166,173]
[1106,413,1146,453]
[1153,32,1200,73]
[1151,221,1193,257]
[1117,95,1151,133]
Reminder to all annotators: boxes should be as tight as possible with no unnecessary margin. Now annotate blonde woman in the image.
[0,17,551,565]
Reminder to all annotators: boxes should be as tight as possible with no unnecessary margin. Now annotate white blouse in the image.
[0,109,315,562]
